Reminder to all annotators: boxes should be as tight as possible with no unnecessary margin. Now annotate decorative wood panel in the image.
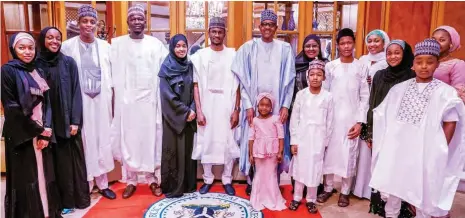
[442,2,465,59]
[387,1,433,47]
[366,1,382,32]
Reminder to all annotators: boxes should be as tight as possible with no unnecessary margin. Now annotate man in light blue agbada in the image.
[231,9,296,195]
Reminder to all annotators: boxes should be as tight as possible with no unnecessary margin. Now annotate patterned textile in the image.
[414,38,440,57]
[78,5,97,20]
[260,9,277,23]
[308,59,326,72]
[209,17,225,29]
[396,79,440,125]
[128,4,145,18]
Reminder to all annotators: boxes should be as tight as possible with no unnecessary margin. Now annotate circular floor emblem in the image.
[144,192,264,218]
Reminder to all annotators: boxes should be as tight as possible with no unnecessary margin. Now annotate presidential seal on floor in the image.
[144,192,264,218]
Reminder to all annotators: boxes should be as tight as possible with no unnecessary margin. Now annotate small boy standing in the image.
[289,60,334,214]
[369,38,465,218]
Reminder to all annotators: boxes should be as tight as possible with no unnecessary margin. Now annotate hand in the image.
[291,145,298,155]
[36,139,49,150]
[230,111,239,129]
[347,123,362,139]
[277,153,283,163]
[367,141,373,149]
[187,110,196,122]
[249,155,254,165]
[246,108,254,126]
[70,125,78,136]
[367,75,372,86]
[41,129,52,137]
[197,111,207,126]
[279,107,289,124]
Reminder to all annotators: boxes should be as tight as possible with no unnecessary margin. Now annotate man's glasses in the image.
[260,22,277,28]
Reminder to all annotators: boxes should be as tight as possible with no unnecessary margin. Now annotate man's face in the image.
[337,36,355,57]
[128,14,146,35]
[209,27,225,46]
[79,16,97,37]
[259,20,277,40]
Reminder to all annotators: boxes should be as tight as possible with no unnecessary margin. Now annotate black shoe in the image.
[99,188,116,200]
[223,184,235,196]
[246,184,252,196]
[199,183,212,194]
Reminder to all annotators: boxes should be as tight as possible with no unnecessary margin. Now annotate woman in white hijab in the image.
[354,29,390,200]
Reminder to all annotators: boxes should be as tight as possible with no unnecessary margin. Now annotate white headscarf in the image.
[365,29,390,62]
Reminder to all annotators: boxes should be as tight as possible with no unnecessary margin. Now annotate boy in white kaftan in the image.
[191,17,240,196]
[61,17,114,194]
[110,5,168,198]
[318,28,369,206]
[370,39,465,218]
[289,60,334,214]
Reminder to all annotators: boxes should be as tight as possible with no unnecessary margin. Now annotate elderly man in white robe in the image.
[231,9,295,195]
[191,17,241,196]
[61,4,116,200]
[110,4,168,199]
[316,28,370,207]
[370,38,465,218]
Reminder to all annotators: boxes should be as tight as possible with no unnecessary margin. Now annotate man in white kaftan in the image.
[191,17,241,196]
[231,9,295,195]
[61,5,116,199]
[317,28,369,206]
[110,5,168,198]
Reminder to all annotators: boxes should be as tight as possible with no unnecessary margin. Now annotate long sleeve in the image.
[450,60,465,87]
[274,116,285,139]
[325,96,335,147]
[281,46,296,109]
[43,90,52,128]
[357,65,370,123]
[323,63,333,91]
[68,57,83,126]
[248,120,256,140]
[367,73,379,139]
[159,76,191,134]
[289,91,301,145]
[241,86,253,109]
[231,43,253,110]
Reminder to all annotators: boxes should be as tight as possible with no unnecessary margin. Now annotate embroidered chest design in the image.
[396,79,440,125]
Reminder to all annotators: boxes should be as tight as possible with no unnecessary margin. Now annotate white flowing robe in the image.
[61,37,114,181]
[110,35,167,172]
[370,79,465,216]
[322,58,370,178]
[190,47,240,164]
[289,89,334,187]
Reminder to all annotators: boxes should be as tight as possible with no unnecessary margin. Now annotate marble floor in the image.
[1,175,465,218]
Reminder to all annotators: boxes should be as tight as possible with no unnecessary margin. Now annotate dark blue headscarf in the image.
[158,34,189,78]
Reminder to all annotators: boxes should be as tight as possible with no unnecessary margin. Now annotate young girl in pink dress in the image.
[248,92,287,211]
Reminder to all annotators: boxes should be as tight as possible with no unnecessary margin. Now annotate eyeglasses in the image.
[304,44,320,49]
[260,22,277,28]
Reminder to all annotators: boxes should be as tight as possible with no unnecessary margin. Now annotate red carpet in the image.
[84,182,322,218]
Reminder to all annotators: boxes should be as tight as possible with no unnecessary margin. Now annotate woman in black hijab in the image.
[367,40,416,218]
[36,27,93,213]
[159,34,197,198]
[1,32,62,218]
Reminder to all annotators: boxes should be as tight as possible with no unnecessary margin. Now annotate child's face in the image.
[257,97,272,116]
[307,69,325,88]
[413,55,439,81]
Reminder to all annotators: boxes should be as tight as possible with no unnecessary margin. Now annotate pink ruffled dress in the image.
[248,115,287,211]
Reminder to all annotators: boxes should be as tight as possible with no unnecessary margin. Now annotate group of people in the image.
[1,4,465,218]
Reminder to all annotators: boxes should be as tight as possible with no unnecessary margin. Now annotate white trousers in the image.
[89,174,109,191]
[127,171,157,186]
[293,181,317,203]
[203,160,234,185]
[324,174,353,195]
[384,195,448,218]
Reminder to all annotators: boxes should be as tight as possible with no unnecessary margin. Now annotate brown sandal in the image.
[150,183,162,197]
[317,191,333,203]
[338,194,350,207]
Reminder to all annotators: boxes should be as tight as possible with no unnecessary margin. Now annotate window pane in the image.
[186,31,206,48]
[316,34,335,60]
[4,3,26,31]
[207,1,228,25]
[186,1,205,30]
[277,34,298,54]
[150,1,170,30]
[313,2,334,32]
[150,31,170,48]
[277,2,298,31]
[341,3,358,31]
[28,2,49,32]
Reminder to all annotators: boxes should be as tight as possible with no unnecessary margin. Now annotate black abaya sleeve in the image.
[1,66,44,145]
[159,76,191,134]
[67,56,83,126]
